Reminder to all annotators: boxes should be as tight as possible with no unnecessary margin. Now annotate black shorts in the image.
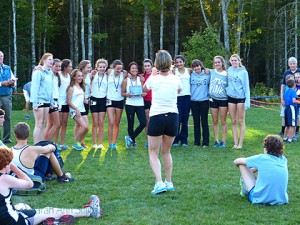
[34,155,50,182]
[210,98,228,108]
[90,96,107,113]
[228,96,245,104]
[84,103,89,114]
[106,99,124,110]
[285,105,297,127]
[144,100,151,110]
[49,99,59,113]
[38,103,50,108]
[147,113,178,136]
[59,105,70,113]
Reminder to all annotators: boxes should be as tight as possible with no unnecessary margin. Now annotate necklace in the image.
[113,73,121,92]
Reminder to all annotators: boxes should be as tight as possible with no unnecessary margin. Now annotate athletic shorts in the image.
[37,103,50,109]
[23,90,30,102]
[17,209,36,225]
[106,99,124,110]
[70,111,87,119]
[209,98,228,108]
[144,100,151,110]
[90,96,107,113]
[34,155,49,182]
[228,96,245,104]
[280,105,285,117]
[248,186,255,203]
[147,113,178,136]
[84,103,89,114]
[59,105,70,113]
[285,105,297,127]
[49,99,59,114]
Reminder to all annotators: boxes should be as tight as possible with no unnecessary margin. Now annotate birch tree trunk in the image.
[147,14,153,61]
[160,0,164,49]
[221,0,231,59]
[144,4,149,59]
[174,0,179,55]
[87,2,93,63]
[31,0,36,67]
[295,0,298,59]
[235,0,245,55]
[74,0,79,65]
[199,0,211,29]
[80,0,86,59]
[43,3,48,53]
[70,1,74,63]
[12,0,17,79]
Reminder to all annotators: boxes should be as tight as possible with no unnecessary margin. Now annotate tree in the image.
[31,0,36,67]
[160,0,164,50]
[174,0,179,55]
[80,0,86,59]
[221,0,231,59]
[12,0,17,80]
[87,1,93,63]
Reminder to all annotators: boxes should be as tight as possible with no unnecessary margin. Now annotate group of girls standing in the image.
[175,54,250,149]
[30,53,153,151]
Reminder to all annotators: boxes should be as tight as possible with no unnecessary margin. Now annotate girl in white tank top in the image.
[67,69,89,151]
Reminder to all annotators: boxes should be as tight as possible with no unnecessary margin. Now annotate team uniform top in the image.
[125,77,144,106]
[246,154,289,205]
[226,66,251,109]
[107,70,124,101]
[143,72,152,102]
[58,72,71,106]
[175,68,190,96]
[145,74,182,117]
[209,69,228,100]
[284,88,298,107]
[11,145,33,175]
[190,70,210,101]
[91,72,108,98]
[70,86,85,113]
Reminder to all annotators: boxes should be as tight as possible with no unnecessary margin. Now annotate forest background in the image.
[0,0,298,95]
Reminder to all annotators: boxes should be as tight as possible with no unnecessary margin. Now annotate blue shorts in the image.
[34,155,49,182]
[285,105,297,127]
[248,186,255,203]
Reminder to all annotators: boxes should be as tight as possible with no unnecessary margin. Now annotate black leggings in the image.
[125,105,147,143]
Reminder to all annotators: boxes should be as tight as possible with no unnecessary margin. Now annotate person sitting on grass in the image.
[233,134,288,205]
[0,147,101,224]
[12,122,74,183]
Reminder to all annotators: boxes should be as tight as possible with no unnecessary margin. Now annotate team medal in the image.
[113,73,121,93]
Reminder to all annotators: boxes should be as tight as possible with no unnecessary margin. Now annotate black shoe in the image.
[57,173,75,183]
[3,139,13,144]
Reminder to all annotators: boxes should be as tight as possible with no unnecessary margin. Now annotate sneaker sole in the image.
[151,187,167,195]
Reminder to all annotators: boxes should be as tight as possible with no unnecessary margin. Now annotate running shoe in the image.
[239,177,248,197]
[213,141,220,148]
[125,136,132,148]
[144,142,148,149]
[172,143,179,147]
[25,114,30,120]
[93,144,98,149]
[164,180,174,191]
[57,173,75,183]
[219,141,226,148]
[56,144,62,151]
[60,144,69,150]
[151,182,167,195]
[181,143,188,147]
[81,141,87,149]
[84,195,102,218]
[42,214,75,225]
[132,143,137,148]
[72,142,84,151]
[98,144,104,149]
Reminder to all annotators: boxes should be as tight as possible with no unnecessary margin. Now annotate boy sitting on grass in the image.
[233,134,288,205]
[0,147,101,224]
[12,122,73,183]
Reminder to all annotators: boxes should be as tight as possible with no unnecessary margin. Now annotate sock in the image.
[281,126,285,133]
[296,126,299,133]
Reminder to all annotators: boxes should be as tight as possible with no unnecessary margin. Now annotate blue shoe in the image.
[145,142,148,149]
[25,114,30,119]
[56,144,62,151]
[72,142,84,151]
[292,136,297,141]
[164,180,174,191]
[172,143,179,147]
[219,141,226,148]
[109,144,114,149]
[125,136,132,148]
[132,143,137,148]
[60,143,69,150]
[213,141,220,148]
[181,143,188,147]
[151,182,167,195]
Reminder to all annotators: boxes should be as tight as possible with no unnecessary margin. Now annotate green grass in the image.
[8,106,300,225]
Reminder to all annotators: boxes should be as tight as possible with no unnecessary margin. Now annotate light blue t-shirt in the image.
[246,154,289,205]
[190,71,210,101]
[209,69,228,100]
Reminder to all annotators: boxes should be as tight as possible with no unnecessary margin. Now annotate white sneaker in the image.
[98,144,104,149]
[93,144,98,149]
[164,180,174,191]
[151,182,167,195]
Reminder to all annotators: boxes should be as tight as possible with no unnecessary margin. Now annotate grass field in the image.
[8,106,300,225]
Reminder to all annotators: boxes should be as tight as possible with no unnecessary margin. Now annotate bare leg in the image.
[59,112,69,145]
[92,113,99,145]
[113,108,123,144]
[238,165,256,191]
[25,101,30,115]
[228,103,238,147]
[148,135,163,182]
[44,111,60,141]
[74,115,89,143]
[107,107,115,145]
[144,109,150,141]
[210,108,219,142]
[237,103,246,148]
[161,135,175,182]
[98,112,106,144]
[33,107,49,144]
[219,106,228,143]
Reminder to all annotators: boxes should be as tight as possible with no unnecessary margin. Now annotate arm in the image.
[67,87,81,116]
[292,98,300,104]
[30,70,41,108]
[32,144,56,155]
[121,79,132,98]
[6,162,33,189]
[242,70,251,110]
[233,157,247,166]
[280,84,285,106]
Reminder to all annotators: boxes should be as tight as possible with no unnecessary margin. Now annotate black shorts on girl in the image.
[147,113,179,136]
[90,96,107,113]
[49,99,59,113]
[59,105,70,113]
[37,103,50,108]
[144,100,151,110]
[228,96,246,104]
[106,99,124,110]
[209,98,228,108]
[84,103,89,114]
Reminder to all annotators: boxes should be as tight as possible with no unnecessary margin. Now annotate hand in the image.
[91,69,97,77]
[204,68,210,75]
[139,75,145,83]
[141,92,147,97]
[84,99,89,104]
[281,99,285,106]
[33,106,38,111]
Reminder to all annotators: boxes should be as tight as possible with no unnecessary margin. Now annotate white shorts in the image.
[23,90,30,102]
[280,105,285,117]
